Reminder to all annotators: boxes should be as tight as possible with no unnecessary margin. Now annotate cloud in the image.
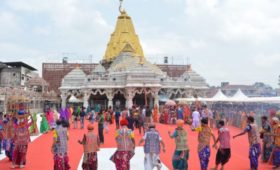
[0,42,45,73]
[253,54,280,68]
[33,26,51,36]
[0,42,41,58]
[189,39,206,49]
[185,0,280,44]
[163,0,184,4]
[142,34,186,56]
[180,0,280,87]
[0,0,117,73]
[2,0,113,61]
[0,11,22,37]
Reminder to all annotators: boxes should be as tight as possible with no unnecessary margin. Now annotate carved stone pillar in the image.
[154,93,159,108]
[152,88,160,108]
[83,90,90,109]
[149,94,153,108]
[106,89,114,109]
[60,91,67,109]
[201,89,207,97]
[108,97,113,108]
[186,89,193,97]
[125,88,134,108]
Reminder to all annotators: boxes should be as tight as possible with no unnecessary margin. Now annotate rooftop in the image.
[221,84,256,90]
[27,76,49,87]
[4,61,37,71]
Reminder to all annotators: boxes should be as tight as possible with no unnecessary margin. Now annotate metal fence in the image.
[211,102,280,128]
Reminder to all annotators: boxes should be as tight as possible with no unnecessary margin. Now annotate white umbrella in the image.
[176,97,196,103]
[68,95,83,103]
[165,99,176,106]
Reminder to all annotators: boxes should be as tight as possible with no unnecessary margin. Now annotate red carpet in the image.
[0,122,272,170]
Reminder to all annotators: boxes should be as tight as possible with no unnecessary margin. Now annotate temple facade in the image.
[59,9,208,109]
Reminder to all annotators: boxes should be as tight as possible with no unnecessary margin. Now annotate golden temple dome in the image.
[103,10,144,62]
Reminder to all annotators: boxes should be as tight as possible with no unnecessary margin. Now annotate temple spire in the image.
[103,1,144,62]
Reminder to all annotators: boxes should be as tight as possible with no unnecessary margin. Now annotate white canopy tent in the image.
[232,89,248,99]
[175,89,280,104]
[210,89,229,102]
[228,89,249,102]
[175,90,229,103]
[209,89,228,101]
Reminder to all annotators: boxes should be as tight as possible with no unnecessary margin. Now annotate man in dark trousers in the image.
[145,106,152,118]
[97,111,104,144]
[115,108,121,129]
[145,106,152,125]
[80,107,86,129]
[127,113,135,131]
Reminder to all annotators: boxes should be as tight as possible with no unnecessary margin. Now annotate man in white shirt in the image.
[192,108,200,130]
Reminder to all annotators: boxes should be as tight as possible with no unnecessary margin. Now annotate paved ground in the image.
[77,147,169,170]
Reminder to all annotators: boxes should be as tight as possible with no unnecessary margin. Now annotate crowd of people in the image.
[189,103,280,170]
[159,105,191,125]
[156,102,280,170]
[0,102,280,170]
[0,111,34,168]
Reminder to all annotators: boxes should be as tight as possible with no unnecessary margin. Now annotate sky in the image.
[0,0,280,88]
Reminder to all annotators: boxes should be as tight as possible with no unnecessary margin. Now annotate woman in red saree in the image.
[163,107,169,124]
[183,105,191,123]
[153,105,159,123]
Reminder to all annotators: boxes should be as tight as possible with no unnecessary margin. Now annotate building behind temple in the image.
[0,62,37,87]
[206,82,277,98]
